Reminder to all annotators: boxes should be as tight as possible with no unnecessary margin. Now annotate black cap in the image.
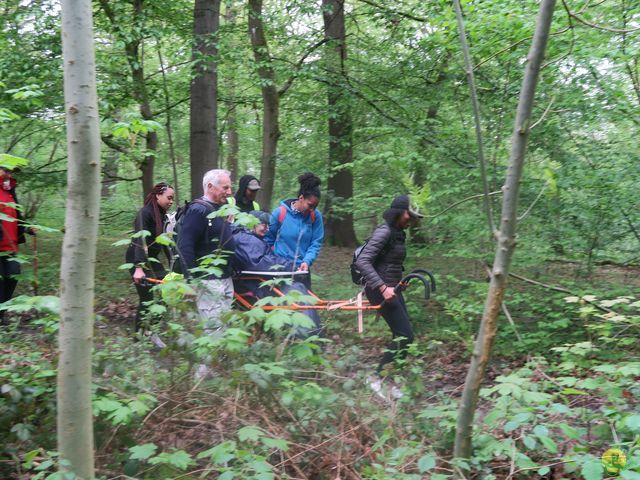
[390,195,424,218]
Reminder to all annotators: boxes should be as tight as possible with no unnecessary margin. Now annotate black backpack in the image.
[164,199,216,275]
[350,233,394,286]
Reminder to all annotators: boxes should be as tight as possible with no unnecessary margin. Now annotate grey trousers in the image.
[195,277,234,334]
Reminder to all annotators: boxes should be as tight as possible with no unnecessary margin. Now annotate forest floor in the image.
[5,232,640,478]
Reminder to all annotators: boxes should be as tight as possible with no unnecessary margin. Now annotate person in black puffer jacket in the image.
[125,182,175,333]
[355,195,424,381]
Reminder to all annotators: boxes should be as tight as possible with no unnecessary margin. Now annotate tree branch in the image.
[427,191,502,218]
[356,0,427,23]
[278,37,332,97]
[561,0,640,33]
[508,270,614,314]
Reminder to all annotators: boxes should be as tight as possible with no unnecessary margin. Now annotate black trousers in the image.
[365,286,414,373]
[0,254,21,304]
[130,263,166,333]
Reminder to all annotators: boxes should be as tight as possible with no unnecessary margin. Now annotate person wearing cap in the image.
[229,175,261,213]
[0,164,33,323]
[355,194,424,398]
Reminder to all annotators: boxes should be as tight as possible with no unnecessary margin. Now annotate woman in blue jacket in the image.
[264,172,324,287]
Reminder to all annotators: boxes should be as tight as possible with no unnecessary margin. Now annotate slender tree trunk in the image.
[124,0,154,195]
[158,44,180,204]
[101,149,118,198]
[248,0,279,209]
[453,0,495,235]
[323,0,357,247]
[58,0,101,476]
[191,0,221,198]
[98,0,157,195]
[224,4,239,182]
[453,0,556,462]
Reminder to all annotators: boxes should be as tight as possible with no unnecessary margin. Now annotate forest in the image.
[1,0,639,478]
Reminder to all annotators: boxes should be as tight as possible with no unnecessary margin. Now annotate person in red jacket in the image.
[0,165,32,322]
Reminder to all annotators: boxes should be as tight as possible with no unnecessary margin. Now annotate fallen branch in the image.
[508,271,614,313]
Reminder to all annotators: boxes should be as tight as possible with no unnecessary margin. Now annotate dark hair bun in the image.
[298,172,321,189]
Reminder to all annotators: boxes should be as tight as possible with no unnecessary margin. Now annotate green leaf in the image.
[154,233,173,246]
[624,415,640,433]
[238,426,263,442]
[581,459,604,480]
[621,471,640,480]
[112,238,132,247]
[148,450,195,470]
[0,154,29,169]
[418,453,437,473]
[538,436,558,453]
[522,435,537,450]
[197,441,236,464]
[533,425,549,437]
[129,443,158,460]
[538,466,551,475]
[261,437,289,451]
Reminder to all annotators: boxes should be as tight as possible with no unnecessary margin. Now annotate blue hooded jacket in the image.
[264,199,324,267]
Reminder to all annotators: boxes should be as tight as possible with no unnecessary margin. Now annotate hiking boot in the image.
[366,375,403,401]
[389,384,404,399]
[149,333,167,349]
[366,375,387,401]
[194,363,213,381]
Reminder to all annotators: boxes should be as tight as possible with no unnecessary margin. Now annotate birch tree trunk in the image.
[248,0,279,209]
[323,0,358,247]
[190,0,221,198]
[58,0,101,476]
[453,0,556,462]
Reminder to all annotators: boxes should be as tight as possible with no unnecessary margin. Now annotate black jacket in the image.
[176,198,235,278]
[125,202,168,266]
[355,222,406,290]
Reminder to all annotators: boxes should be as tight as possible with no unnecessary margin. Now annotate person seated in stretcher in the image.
[231,210,322,338]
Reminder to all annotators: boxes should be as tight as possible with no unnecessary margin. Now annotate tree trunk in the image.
[190,0,221,199]
[101,149,118,198]
[58,0,101,476]
[453,0,494,235]
[453,0,556,462]
[323,0,358,247]
[158,44,180,204]
[125,0,154,195]
[98,0,157,195]
[248,0,279,209]
[224,4,239,182]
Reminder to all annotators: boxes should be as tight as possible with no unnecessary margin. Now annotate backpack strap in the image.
[278,205,316,224]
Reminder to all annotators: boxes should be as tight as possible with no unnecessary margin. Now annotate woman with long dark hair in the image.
[264,172,324,288]
[125,182,175,333]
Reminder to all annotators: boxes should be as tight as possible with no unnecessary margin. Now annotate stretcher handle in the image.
[407,268,436,292]
[394,272,434,300]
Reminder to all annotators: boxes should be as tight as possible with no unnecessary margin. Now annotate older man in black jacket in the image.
[177,169,235,332]
[355,195,423,398]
